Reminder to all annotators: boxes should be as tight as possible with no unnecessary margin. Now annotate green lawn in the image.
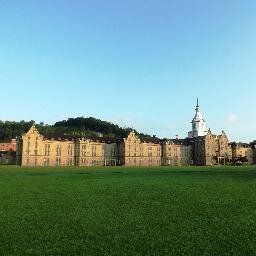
[0,165,256,255]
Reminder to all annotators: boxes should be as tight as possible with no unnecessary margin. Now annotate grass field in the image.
[0,165,256,255]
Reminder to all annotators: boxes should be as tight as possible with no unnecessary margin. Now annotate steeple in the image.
[188,98,207,138]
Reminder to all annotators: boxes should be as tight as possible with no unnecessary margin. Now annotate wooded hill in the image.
[0,117,156,141]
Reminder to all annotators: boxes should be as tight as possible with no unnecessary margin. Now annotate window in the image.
[56,157,61,166]
[92,145,96,156]
[45,144,50,156]
[56,145,61,156]
[68,145,73,156]
[68,159,73,166]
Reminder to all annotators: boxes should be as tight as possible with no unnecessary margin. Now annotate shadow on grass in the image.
[3,168,256,180]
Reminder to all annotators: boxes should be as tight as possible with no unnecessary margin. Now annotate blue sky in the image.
[0,0,255,142]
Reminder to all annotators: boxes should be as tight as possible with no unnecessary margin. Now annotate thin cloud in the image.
[226,114,238,125]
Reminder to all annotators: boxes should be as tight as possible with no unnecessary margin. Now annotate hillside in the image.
[0,117,156,141]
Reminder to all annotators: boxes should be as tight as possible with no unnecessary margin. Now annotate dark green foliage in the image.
[0,120,35,140]
[54,117,133,138]
[0,117,155,140]
[0,165,256,255]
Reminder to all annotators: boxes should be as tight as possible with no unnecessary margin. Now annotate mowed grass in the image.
[0,165,256,255]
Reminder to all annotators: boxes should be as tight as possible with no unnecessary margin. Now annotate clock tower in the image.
[188,98,207,138]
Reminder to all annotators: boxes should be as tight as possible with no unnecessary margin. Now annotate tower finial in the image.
[196,97,199,107]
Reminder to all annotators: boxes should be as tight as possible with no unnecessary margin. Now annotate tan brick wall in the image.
[20,126,76,166]
[162,141,191,166]
[120,131,162,166]
[232,145,254,164]
[193,130,231,166]
[18,125,119,167]
[76,139,105,166]
[17,125,255,167]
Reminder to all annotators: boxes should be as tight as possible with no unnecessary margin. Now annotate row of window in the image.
[26,158,73,166]
[126,152,161,157]
[126,158,161,165]
[127,145,161,151]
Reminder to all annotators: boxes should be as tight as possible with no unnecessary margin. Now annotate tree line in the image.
[0,117,156,141]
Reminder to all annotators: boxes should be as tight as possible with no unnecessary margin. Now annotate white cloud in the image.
[226,114,238,125]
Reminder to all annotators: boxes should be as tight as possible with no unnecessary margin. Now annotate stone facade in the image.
[119,131,162,166]
[231,143,254,165]
[17,128,164,167]
[75,139,118,166]
[14,99,256,167]
[192,130,232,166]
[16,125,118,167]
[15,123,255,167]
[16,125,75,166]
[162,140,192,166]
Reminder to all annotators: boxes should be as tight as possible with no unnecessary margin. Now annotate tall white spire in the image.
[188,98,207,138]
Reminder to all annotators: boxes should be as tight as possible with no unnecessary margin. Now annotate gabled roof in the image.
[163,138,191,146]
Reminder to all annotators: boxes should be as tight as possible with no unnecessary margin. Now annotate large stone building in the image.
[192,130,232,166]
[14,99,256,167]
[76,138,117,166]
[188,99,232,165]
[16,125,119,167]
[231,142,254,165]
[17,127,194,167]
[16,126,165,167]
[119,131,162,166]
[162,139,192,166]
